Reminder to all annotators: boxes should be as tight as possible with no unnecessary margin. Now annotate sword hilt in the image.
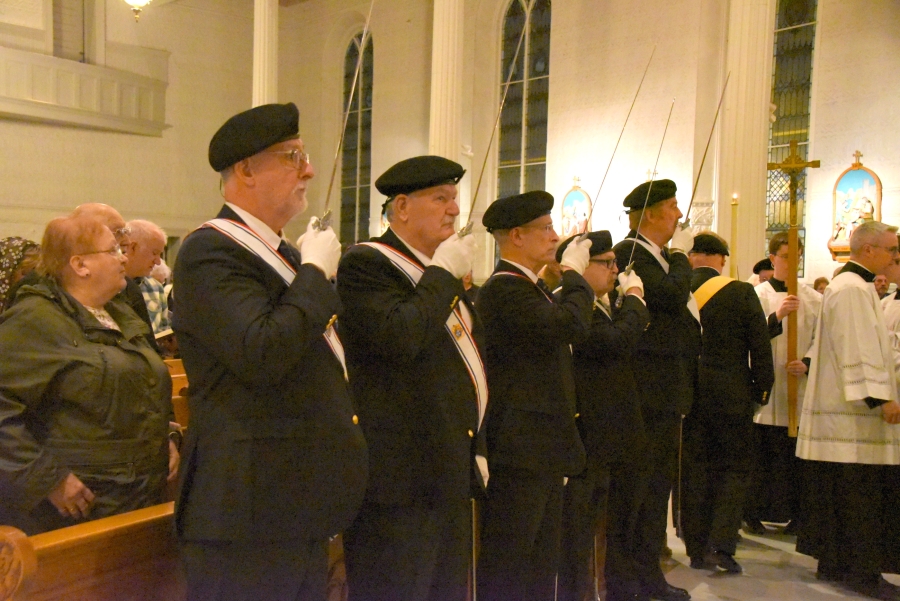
[312,209,332,232]
[614,262,635,309]
[457,221,474,238]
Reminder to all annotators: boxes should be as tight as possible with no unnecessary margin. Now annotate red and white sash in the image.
[359,242,488,429]
[202,218,348,380]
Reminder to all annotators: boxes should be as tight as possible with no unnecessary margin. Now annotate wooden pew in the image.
[164,359,185,376]
[166,361,189,428]
[0,504,349,601]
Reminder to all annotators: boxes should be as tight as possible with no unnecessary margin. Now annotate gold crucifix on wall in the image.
[767,139,820,437]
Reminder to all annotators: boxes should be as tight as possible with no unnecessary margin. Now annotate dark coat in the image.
[571,295,650,465]
[172,205,367,542]
[613,232,700,416]
[475,261,593,477]
[336,228,482,505]
[691,267,775,413]
[0,278,171,534]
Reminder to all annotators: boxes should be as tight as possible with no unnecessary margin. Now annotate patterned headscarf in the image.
[0,237,39,310]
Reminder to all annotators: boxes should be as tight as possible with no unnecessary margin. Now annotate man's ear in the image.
[392,195,410,223]
[232,158,256,185]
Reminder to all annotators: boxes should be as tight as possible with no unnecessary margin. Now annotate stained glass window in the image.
[765,0,817,273]
[340,32,373,244]
[497,0,550,199]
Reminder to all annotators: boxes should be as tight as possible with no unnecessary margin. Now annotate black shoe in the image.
[689,556,715,570]
[815,565,847,582]
[704,550,742,574]
[742,518,766,535]
[846,575,900,601]
[645,582,691,601]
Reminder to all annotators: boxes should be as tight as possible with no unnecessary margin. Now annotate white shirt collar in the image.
[391,228,433,267]
[502,258,539,283]
[226,202,284,249]
[637,230,662,254]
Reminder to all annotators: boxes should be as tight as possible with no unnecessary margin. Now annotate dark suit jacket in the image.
[172,205,368,542]
[691,267,775,414]
[571,295,650,465]
[336,228,482,505]
[613,232,700,416]
[475,261,592,477]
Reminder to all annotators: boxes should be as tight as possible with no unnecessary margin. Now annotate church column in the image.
[428,0,466,214]
[717,0,776,278]
[252,0,279,107]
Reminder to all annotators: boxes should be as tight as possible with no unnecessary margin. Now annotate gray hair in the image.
[849,221,898,254]
[127,219,167,246]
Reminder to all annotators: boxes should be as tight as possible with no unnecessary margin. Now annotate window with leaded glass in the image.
[497,0,550,199]
[765,0,818,273]
[340,32,373,244]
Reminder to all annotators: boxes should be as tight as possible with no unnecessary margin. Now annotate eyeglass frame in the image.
[81,245,124,258]
[868,243,900,255]
[517,222,555,234]
[265,148,311,171]
[588,257,617,269]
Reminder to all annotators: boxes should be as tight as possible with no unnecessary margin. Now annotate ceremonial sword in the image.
[579,46,656,238]
[312,0,376,233]
[457,24,528,238]
[682,72,731,227]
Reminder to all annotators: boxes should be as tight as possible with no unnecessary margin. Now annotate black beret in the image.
[753,258,774,274]
[690,233,730,256]
[555,231,613,263]
[209,103,299,172]
[483,191,554,233]
[376,156,465,204]
[623,179,677,212]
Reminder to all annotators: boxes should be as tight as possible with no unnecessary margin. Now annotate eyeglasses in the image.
[519,223,555,234]
[870,244,900,255]
[588,258,616,269]
[266,148,311,171]
[83,245,124,258]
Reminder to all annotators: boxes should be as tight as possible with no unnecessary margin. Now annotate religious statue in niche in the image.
[560,178,591,237]
[827,151,882,262]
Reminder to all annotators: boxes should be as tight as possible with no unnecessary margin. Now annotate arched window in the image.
[340,31,373,243]
[497,0,551,198]
[765,0,818,275]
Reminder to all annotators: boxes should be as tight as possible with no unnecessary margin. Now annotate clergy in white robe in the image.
[744,232,821,530]
[880,254,900,378]
[795,222,900,601]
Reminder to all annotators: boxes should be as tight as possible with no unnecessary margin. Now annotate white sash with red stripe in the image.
[359,242,488,429]
[202,218,348,380]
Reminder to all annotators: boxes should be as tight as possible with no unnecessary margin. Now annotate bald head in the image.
[71,204,128,243]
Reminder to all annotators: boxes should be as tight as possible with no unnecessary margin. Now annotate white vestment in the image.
[754,281,821,427]
[881,292,900,376]
[796,268,900,465]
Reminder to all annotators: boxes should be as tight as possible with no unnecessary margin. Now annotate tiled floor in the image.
[656,523,900,600]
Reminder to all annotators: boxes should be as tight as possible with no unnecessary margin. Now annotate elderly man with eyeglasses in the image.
[795,221,900,601]
[172,102,367,601]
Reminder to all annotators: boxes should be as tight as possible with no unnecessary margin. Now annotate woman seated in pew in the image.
[0,215,178,534]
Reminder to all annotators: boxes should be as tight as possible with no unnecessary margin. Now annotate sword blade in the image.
[684,71,731,222]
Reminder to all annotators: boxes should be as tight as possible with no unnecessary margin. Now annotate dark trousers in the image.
[745,423,802,523]
[343,498,470,601]
[798,460,900,579]
[478,466,563,601]
[559,458,649,601]
[180,538,327,601]
[681,406,754,558]
[632,410,680,590]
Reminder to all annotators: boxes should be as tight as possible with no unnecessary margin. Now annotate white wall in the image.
[804,0,900,282]
[0,0,255,243]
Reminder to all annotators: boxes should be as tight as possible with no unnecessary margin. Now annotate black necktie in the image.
[278,240,301,270]
[537,278,553,297]
[661,247,670,261]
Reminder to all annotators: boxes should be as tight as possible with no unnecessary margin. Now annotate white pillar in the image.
[716,0,776,279]
[428,0,464,164]
[252,0,279,107]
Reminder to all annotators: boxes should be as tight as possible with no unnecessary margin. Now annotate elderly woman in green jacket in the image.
[0,215,177,534]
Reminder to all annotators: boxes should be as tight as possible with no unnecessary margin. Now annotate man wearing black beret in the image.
[475,191,594,601]
[612,179,699,601]
[336,155,485,601]
[173,102,368,601]
[555,232,652,601]
[681,232,773,574]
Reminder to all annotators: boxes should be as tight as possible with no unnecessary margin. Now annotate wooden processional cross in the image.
[767,139,819,437]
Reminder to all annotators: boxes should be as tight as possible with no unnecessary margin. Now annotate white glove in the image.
[431,233,476,279]
[559,237,592,275]
[299,218,341,278]
[616,270,644,297]
[669,223,695,254]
